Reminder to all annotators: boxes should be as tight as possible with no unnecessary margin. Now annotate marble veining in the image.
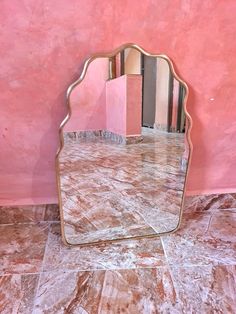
[34,268,181,314]
[184,193,236,213]
[161,212,236,266]
[59,128,187,244]
[171,265,236,313]
[0,274,39,314]
[0,223,49,275]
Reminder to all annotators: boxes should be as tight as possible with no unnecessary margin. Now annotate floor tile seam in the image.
[184,207,236,210]
[135,236,179,307]
[0,262,236,277]
[0,271,41,277]
[130,208,162,234]
[168,263,236,270]
[160,235,218,268]
[161,232,236,245]
[32,222,52,312]
[162,261,183,309]
[156,237,236,268]
[166,262,236,304]
[160,236,226,308]
[0,220,60,227]
[42,204,47,222]
[167,266,192,312]
[2,208,235,226]
[97,270,110,313]
[182,212,212,216]
[1,263,235,277]
[39,265,171,275]
[40,223,54,274]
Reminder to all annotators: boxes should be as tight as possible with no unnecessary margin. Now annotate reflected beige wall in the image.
[124,48,141,74]
[154,58,169,130]
[172,79,179,131]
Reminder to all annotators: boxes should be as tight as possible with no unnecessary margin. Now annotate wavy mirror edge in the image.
[55,43,193,247]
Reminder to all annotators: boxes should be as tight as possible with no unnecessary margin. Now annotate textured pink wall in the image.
[1,0,236,205]
[106,75,142,136]
[64,58,108,132]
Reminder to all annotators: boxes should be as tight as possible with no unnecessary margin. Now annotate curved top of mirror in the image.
[56,43,193,246]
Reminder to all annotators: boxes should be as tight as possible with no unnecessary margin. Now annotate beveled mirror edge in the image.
[55,43,193,247]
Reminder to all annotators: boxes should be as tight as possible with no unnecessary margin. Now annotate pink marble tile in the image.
[0,204,60,224]
[0,205,45,224]
[184,193,236,213]
[42,223,166,272]
[0,274,38,314]
[44,204,60,221]
[34,268,181,313]
[161,212,236,266]
[0,223,49,274]
[171,265,236,313]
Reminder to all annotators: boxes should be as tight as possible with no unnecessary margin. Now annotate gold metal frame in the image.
[55,43,193,247]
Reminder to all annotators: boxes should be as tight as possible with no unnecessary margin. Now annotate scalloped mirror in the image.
[56,44,192,246]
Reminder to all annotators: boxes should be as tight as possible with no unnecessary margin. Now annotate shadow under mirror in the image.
[57,45,191,246]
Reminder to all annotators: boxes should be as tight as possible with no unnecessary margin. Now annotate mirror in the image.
[56,44,192,246]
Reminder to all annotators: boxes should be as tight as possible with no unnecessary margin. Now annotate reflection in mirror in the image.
[57,45,191,245]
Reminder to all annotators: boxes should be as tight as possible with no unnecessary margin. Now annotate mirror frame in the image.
[55,43,193,247]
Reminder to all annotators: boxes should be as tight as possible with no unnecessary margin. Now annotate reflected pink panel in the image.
[106,75,142,136]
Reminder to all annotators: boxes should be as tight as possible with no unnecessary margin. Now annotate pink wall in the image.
[106,75,142,136]
[64,58,108,132]
[1,0,236,205]
[106,76,127,136]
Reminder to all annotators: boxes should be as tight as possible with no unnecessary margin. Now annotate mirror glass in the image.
[57,46,190,245]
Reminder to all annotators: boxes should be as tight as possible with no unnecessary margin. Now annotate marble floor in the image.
[59,128,187,245]
[0,193,236,313]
